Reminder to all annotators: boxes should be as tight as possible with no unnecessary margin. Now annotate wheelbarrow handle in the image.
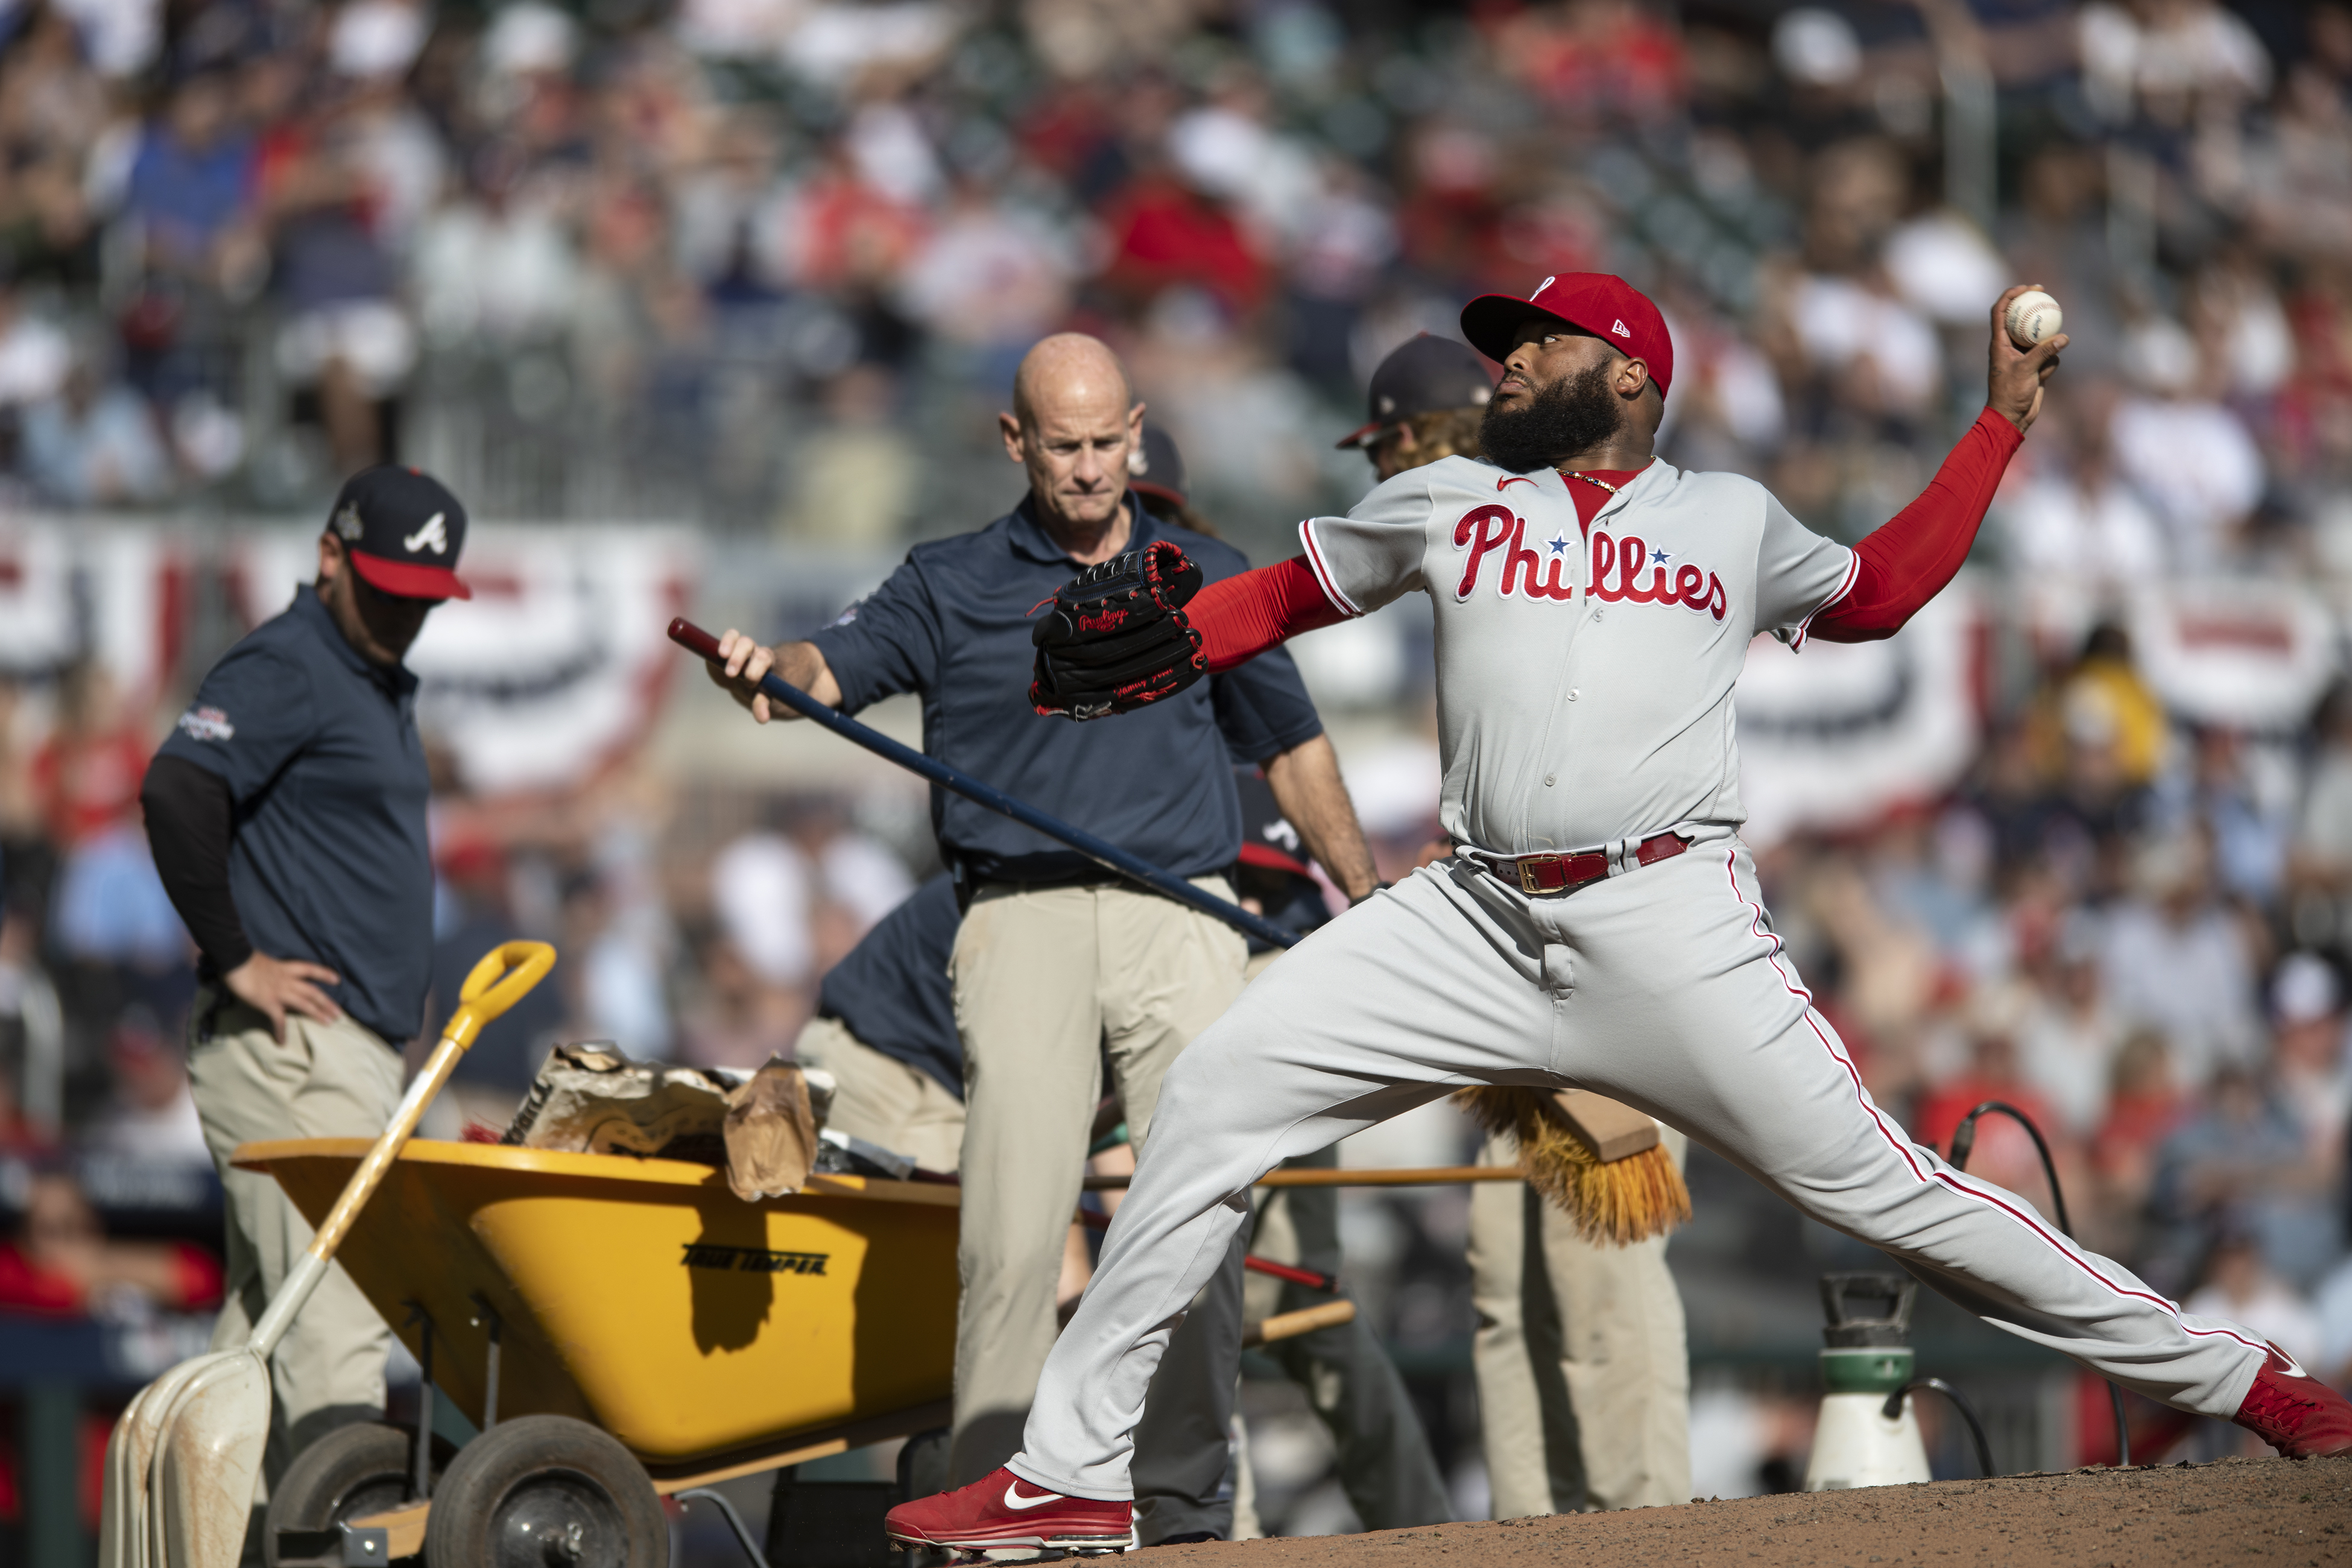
[245,943,560,1359]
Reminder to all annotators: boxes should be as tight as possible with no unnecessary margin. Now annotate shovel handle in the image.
[247,943,559,1358]
[444,941,558,1049]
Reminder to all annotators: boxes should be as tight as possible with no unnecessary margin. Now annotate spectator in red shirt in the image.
[1911,1020,2072,1202]
[1096,164,1267,318]
[28,663,149,853]
[0,1171,221,1318]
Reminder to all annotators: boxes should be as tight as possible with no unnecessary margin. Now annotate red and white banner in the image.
[1734,581,1984,849]
[2127,581,2338,732]
[0,522,188,704]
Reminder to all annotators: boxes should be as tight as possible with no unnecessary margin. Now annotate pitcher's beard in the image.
[1479,362,1625,473]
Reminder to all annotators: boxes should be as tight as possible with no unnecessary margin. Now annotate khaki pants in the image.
[947,879,1245,1502]
[794,1016,966,1174]
[1468,1127,1691,1514]
[186,987,406,1491]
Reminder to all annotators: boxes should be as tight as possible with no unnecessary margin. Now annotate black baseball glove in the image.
[1029,541,1207,720]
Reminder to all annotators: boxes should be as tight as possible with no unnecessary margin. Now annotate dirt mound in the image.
[1147,1456,2352,1567]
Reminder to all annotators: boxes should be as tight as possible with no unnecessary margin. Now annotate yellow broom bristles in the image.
[1452,1085,1692,1245]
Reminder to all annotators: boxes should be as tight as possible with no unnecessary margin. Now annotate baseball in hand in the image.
[2005,289,2063,349]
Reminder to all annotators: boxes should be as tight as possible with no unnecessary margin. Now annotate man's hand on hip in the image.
[224,952,344,1041]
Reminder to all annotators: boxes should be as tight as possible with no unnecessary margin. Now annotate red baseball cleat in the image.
[884,1466,1134,1557]
[2233,1342,2352,1458]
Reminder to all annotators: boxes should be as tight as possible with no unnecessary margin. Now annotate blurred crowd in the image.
[0,0,2324,546]
[3,0,2352,1527]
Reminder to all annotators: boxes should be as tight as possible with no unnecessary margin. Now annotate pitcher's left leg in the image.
[1552,842,2319,1443]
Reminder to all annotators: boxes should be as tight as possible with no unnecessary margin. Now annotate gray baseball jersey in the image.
[1298,455,1857,855]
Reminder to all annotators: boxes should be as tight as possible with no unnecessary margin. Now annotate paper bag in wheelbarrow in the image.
[499,1046,908,1198]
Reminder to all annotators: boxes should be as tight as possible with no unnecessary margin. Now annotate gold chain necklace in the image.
[1561,470,1625,497]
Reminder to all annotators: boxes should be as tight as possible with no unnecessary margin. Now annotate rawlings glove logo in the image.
[1029,541,1207,720]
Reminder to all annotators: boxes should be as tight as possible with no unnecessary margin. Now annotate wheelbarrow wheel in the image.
[423,1414,665,1568]
[265,1420,455,1566]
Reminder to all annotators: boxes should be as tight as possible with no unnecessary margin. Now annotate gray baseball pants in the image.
[791,990,1246,1543]
[1010,839,2276,1500]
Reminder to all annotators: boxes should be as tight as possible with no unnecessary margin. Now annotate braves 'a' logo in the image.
[1450,505,1727,621]
[403,512,450,555]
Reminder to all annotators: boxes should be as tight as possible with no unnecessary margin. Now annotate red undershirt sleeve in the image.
[1810,407,2024,643]
[1191,555,1351,672]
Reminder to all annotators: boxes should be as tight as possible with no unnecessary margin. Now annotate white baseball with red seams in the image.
[1001,454,2280,1504]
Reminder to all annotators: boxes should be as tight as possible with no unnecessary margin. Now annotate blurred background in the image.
[0,0,2348,1558]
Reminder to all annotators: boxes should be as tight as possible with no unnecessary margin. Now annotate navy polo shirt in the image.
[811,495,1324,883]
[816,873,963,1099]
[157,589,432,1045]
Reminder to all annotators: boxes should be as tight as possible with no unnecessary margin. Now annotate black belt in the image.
[950,858,1233,914]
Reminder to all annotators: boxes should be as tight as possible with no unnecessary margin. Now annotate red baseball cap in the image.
[1459,273,1674,397]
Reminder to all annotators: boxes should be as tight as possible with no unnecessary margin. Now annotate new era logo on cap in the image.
[329,466,473,600]
[1458,273,1675,397]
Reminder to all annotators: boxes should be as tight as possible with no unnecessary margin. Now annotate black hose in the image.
[1883,1378,1995,1479]
[1948,1099,2129,1467]
[1948,1099,2068,1233]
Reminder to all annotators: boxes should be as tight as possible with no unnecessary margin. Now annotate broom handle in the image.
[1082,1165,1524,1191]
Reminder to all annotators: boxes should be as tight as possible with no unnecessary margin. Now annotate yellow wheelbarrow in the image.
[234,1134,959,1565]
[97,937,958,1568]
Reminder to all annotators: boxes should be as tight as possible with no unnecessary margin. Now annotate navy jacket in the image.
[155,590,432,1043]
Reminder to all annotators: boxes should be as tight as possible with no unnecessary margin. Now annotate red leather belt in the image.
[1494,832,1689,897]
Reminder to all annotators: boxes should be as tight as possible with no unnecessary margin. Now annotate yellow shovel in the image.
[98,941,557,1568]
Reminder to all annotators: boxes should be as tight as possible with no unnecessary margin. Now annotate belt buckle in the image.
[1517,857,1550,896]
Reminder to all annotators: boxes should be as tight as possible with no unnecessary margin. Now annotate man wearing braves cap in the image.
[1335,332,1496,482]
[890,272,2352,1552]
[141,465,470,1510]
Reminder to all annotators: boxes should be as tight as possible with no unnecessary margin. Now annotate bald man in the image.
[713,336,1377,1541]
